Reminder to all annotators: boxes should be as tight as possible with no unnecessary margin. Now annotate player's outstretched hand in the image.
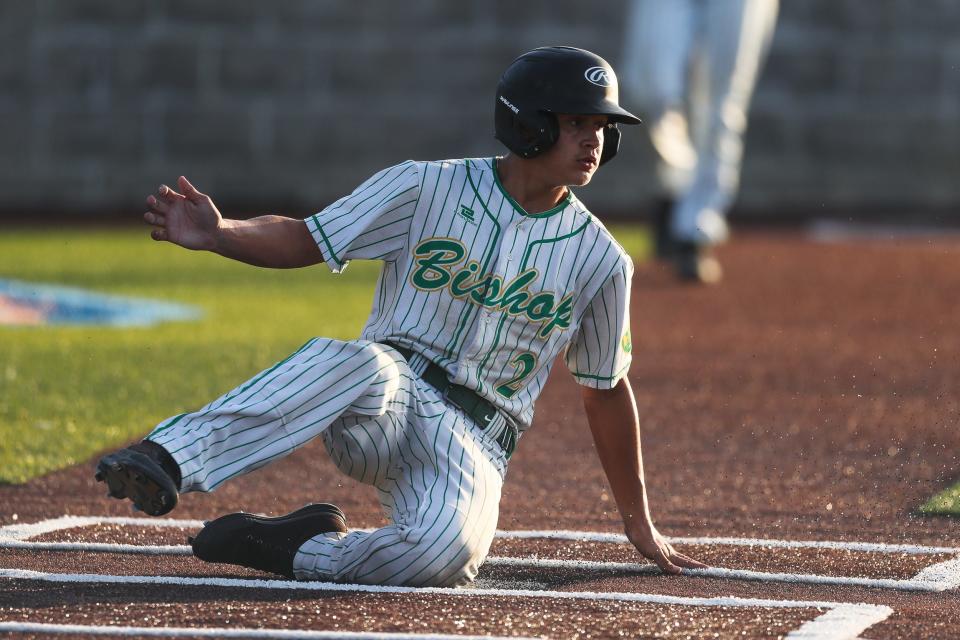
[627,522,708,575]
[144,176,222,251]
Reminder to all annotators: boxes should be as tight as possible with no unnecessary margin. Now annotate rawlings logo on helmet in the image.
[584,66,613,87]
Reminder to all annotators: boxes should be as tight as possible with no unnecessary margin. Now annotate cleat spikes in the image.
[95,448,179,516]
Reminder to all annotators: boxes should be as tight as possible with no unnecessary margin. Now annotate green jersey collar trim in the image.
[488,157,571,219]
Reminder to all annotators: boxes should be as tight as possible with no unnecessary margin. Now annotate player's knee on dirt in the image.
[293,519,492,588]
[395,518,494,588]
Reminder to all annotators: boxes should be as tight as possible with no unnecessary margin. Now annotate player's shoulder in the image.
[567,194,634,271]
[417,157,491,174]
[397,158,493,190]
[365,159,425,187]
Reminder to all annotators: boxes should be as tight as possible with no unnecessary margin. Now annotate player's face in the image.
[541,114,608,187]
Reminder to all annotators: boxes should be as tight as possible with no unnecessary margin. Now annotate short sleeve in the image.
[305,160,420,273]
[565,259,633,389]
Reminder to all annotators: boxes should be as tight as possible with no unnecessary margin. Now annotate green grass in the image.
[0,228,381,484]
[0,224,653,484]
[919,483,960,517]
[606,223,653,265]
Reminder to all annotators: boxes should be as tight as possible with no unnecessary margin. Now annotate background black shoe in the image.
[651,198,676,260]
[95,440,181,516]
[190,503,348,578]
[674,241,723,284]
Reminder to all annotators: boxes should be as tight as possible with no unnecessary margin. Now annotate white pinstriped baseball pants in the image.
[147,338,506,587]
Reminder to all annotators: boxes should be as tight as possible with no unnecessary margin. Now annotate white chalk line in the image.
[3,516,957,554]
[0,576,890,640]
[501,530,960,555]
[2,538,951,593]
[0,515,205,541]
[0,566,866,612]
[0,622,533,640]
[3,516,957,593]
[0,516,909,640]
[483,556,957,593]
[0,568,896,639]
[785,604,894,640]
[0,540,192,555]
[912,556,960,591]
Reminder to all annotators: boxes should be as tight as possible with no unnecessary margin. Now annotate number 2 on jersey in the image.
[495,352,537,398]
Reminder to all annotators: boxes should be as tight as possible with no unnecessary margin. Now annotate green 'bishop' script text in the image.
[410,239,573,338]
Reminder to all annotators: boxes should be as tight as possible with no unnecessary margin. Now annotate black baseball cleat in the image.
[189,503,348,578]
[650,198,676,261]
[674,241,723,284]
[95,440,181,516]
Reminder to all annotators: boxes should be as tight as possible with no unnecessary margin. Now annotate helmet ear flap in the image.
[599,123,621,166]
[516,111,559,158]
[495,95,560,158]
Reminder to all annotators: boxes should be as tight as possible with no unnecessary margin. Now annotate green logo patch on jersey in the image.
[411,238,573,338]
[457,204,476,224]
[621,329,632,354]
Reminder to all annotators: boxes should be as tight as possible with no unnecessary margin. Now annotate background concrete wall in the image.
[1,0,958,222]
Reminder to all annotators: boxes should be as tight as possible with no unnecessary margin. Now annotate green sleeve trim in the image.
[570,362,631,381]
[307,214,345,270]
[570,372,617,381]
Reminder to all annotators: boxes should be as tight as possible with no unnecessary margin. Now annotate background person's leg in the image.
[671,0,779,246]
[621,0,699,199]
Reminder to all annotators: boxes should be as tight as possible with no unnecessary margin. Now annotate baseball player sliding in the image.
[95,46,706,586]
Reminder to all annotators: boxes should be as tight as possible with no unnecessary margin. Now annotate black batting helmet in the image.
[494,46,641,165]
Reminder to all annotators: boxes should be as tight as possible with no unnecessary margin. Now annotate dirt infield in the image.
[2,230,959,638]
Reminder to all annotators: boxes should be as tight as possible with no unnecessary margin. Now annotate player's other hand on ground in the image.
[628,521,708,575]
[144,176,222,251]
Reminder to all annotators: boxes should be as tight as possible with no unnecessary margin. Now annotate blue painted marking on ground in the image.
[0,279,202,327]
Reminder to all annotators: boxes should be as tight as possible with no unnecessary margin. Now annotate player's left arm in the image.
[581,379,707,574]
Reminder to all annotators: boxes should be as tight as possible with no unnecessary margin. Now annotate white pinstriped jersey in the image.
[306,157,633,432]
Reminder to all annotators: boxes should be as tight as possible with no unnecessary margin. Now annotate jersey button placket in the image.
[501,218,525,275]
[512,219,528,272]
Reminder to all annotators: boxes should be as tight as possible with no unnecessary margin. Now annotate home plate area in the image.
[1,516,958,638]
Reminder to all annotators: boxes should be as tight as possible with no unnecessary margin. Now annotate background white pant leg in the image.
[622,0,699,197]
[296,395,505,587]
[622,0,696,109]
[672,0,779,244]
[147,339,413,493]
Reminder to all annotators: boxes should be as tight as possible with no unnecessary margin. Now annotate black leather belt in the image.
[385,341,517,459]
